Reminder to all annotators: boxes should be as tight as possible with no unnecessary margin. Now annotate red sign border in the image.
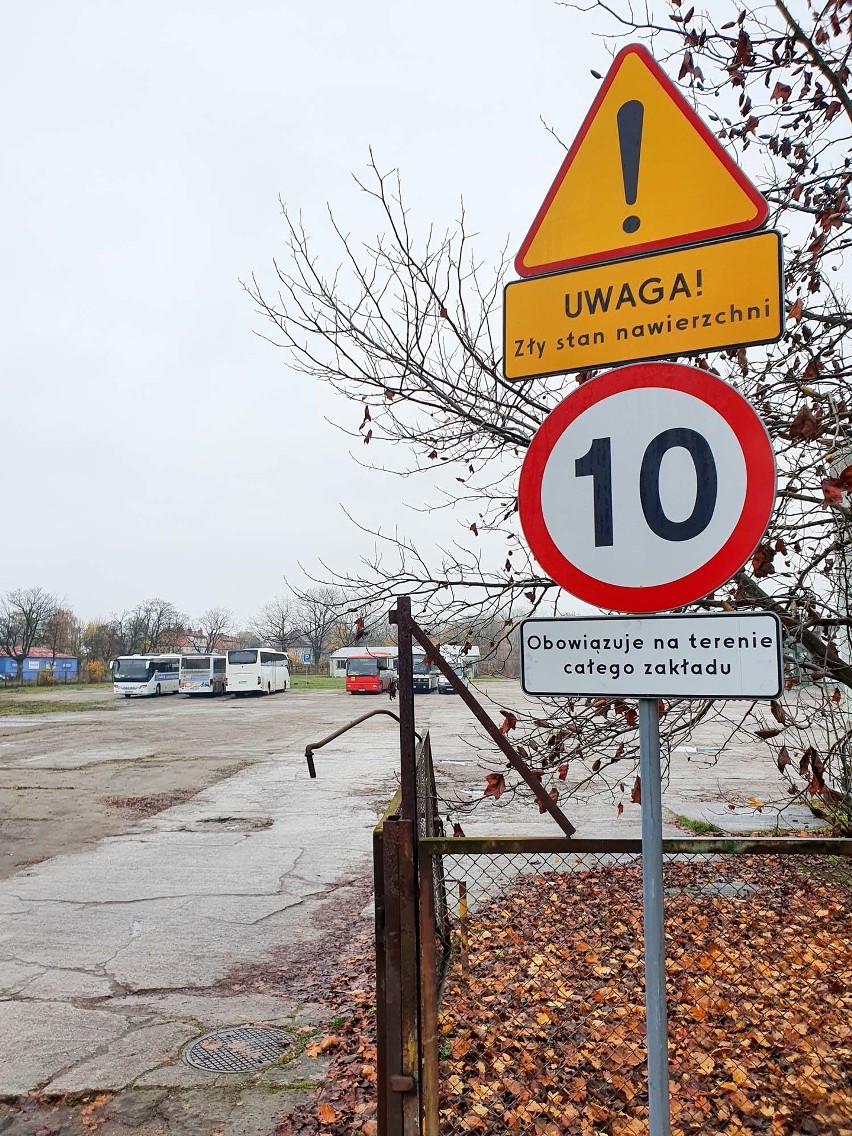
[514,43,769,277]
[518,362,776,613]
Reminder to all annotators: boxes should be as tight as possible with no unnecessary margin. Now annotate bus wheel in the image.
[155,684,161,696]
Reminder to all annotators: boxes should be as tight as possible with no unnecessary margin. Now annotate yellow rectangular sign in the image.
[503,230,783,379]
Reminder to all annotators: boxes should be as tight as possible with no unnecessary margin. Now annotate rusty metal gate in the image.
[374,599,852,1136]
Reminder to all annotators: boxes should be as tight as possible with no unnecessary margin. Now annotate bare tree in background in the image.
[251,596,295,651]
[249,0,851,828]
[119,599,186,655]
[186,607,234,653]
[291,586,352,670]
[0,587,60,683]
[42,608,83,662]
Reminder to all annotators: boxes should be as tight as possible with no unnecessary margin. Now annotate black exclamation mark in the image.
[617,100,644,234]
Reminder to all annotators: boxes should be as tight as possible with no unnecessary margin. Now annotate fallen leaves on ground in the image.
[270,856,850,1136]
[273,944,378,1136]
[103,789,198,816]
[80,1093,113,1131]
[439,855,851,1136]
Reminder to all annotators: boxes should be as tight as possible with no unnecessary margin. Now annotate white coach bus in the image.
[112,654,181,697]
[226,648,291,695]
[179,654,227,696]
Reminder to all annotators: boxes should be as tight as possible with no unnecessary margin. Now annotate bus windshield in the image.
[114,659,152,681]
[182,657,211,671]
[413,662,433,675]
[347,658,380,676]
[228,650,258,665]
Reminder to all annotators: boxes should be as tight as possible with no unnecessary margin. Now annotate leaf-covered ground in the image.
[272,941,379,1136]
[439,855,852,1136]
[273,854,851,1136]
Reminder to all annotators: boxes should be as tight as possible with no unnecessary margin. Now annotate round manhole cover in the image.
[183,1026,291,1073]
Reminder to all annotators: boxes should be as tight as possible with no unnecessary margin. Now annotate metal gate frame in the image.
[374,596,852,1135]
[375,596,576,1135]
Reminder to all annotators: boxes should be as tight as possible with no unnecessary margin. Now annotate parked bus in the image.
[179,654,227,696]
[226,648,291,695]
[345,653,396,694]
[112,654,181,698]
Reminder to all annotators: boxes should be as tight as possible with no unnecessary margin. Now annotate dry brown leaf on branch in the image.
[499,711,517,734]
[770,699,787,725]
[483,773,506,800]
[788,405,822,441]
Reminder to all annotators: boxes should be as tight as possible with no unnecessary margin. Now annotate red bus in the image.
[345,654,396,694]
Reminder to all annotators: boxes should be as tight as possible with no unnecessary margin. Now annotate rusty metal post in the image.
[381,819,405,1136]
[374,819,388,1136]
[390,597,417,824]
[397,817,421,1134]
[418,847,440,1136]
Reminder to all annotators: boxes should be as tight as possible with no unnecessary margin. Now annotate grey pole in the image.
[638,697,671,1136]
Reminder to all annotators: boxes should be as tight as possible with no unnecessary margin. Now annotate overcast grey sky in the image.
[2,1,612,625]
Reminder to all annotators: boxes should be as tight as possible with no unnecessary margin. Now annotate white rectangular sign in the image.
[521,613,783,699]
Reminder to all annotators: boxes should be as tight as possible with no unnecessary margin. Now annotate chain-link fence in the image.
[421,844,852,1136]
[375,720,852,1136]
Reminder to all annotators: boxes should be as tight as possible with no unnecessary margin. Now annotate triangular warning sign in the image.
[515,44,768,276]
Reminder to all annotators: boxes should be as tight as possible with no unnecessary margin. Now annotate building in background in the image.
[0,647,79,683]
[326,643,480,679]
[327,645,403,678]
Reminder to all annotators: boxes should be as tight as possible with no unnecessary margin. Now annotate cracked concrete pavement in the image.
[0,680,820,1133]
[0,686,411,1101]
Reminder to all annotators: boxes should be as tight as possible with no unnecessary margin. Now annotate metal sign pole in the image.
[638,697,671,1136]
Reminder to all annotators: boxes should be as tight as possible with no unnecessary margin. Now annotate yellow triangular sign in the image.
[515,44,768,276]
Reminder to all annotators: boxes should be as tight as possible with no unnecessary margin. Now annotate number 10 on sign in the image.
[518,362,776,613]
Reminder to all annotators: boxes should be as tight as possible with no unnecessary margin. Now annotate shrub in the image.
[82,660,109,684]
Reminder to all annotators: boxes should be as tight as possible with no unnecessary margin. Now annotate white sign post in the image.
[518,361,779,1136]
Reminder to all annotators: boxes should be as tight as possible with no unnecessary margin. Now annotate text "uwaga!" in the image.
[564,269,702,318]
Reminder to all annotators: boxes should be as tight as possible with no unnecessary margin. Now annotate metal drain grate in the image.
[183,1026,291,1073]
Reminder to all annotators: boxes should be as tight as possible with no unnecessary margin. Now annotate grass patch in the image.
[674,814,723,835]
[277,1028,319,1066]
[289,675,345,690]
[0,699,114,716]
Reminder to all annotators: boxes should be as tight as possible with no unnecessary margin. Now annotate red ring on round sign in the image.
[518,362,776,613]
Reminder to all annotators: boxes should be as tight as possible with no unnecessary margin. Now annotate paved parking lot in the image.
[0,681,818,1131]
[0,685,485,1103]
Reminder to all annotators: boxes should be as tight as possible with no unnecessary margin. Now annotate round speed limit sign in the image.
[518,362,776,613]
